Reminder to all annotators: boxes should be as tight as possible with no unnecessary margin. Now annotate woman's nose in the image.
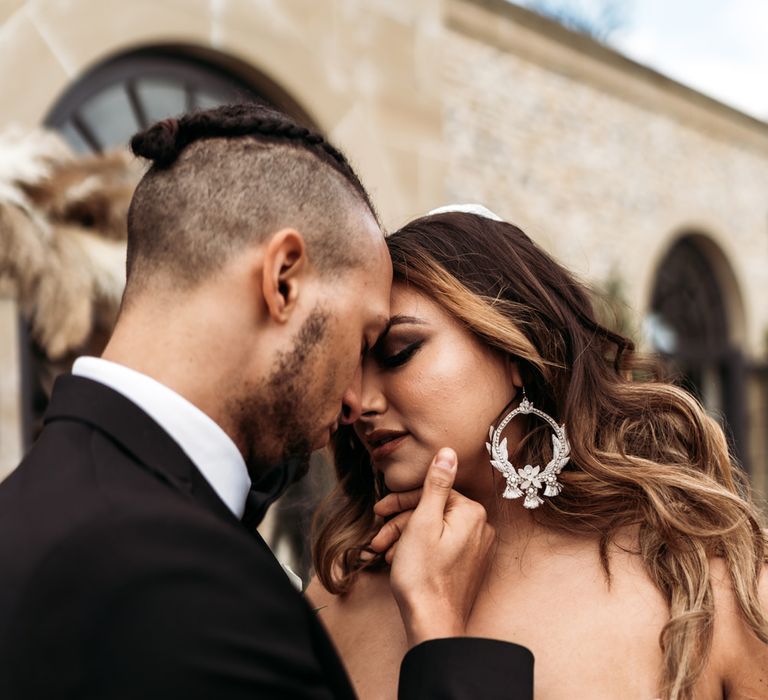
[341,363,388,425]
[359,370,387,418]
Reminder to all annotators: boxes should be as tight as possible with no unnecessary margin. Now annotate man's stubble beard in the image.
[230,306,335,483]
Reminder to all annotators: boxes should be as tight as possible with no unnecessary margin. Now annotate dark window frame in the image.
[650,234,749,471]
[45,45,316,152]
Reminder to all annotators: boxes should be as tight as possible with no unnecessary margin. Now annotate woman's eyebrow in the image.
[385,314,427,332]
[373,315,427,347]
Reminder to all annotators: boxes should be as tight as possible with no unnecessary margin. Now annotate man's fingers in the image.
[374,489,422,517]
[370,510,413,552]
[411,448,457,524]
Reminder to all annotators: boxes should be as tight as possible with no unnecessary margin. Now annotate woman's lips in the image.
[370,434,408,462]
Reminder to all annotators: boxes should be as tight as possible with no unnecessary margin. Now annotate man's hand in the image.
[370,447,495,648]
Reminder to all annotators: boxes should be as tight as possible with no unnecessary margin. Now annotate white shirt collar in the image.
[72,356,251,519]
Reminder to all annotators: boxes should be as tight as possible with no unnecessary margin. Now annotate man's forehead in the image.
[352,206,385,243]
[347,207,391,314]
[364,273,391,322]
[360,264,391,334]
[374,310,390,330]
[354,229,391,279]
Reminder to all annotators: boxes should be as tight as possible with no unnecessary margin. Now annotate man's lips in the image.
[366,430,409,461]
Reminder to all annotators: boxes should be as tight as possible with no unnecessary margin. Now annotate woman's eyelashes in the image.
[375,339,425,369]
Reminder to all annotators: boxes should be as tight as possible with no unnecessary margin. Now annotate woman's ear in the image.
[261,229,308,322]
[508,359,524,392]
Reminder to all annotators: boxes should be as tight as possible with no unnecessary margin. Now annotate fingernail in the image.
[434,448,456,470]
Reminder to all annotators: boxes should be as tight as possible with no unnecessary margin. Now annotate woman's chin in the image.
[382,466,429,493]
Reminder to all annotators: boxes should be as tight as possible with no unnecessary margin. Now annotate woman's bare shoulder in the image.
[708,558,768,696]
[306,569,400,629]
[306,570,407,698]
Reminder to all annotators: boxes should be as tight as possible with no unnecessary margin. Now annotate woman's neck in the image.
[465,468,538,536]
[456,460,592,566]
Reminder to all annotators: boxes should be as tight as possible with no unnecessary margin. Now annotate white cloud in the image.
[511,1,768,120]
[608,0,768,119]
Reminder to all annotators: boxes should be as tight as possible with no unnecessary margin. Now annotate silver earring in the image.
[485,389,570,509]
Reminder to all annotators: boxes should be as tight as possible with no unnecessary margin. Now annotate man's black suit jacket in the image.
[0,374,534,698]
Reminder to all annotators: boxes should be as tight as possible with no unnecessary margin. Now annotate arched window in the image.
[647,234,748,469]
[45,46,314,152]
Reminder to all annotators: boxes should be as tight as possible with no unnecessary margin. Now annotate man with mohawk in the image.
[0,105,533,699]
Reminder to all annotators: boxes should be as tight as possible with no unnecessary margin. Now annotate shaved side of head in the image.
[125,104,379,300]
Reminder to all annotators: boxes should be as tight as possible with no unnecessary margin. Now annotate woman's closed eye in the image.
[375,339,424,369]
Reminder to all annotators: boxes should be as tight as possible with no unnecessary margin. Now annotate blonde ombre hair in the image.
[312,212,768,699]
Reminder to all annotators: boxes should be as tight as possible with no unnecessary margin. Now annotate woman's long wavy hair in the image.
[312,212,768,699]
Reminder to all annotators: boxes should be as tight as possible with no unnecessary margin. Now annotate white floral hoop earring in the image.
[485,389,570,509]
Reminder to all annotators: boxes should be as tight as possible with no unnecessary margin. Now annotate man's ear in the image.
[261,228,308,323]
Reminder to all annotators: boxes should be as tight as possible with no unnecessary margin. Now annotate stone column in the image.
[747,365,768,508]
[0,296,23,481]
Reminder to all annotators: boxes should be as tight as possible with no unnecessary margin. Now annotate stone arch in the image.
[1,0,426,226]
[647,230,749,468]
[649,230,746,353]
[0,0,351,135]
[44,43,319,150]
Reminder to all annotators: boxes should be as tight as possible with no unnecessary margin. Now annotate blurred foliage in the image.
[591,268,638,343]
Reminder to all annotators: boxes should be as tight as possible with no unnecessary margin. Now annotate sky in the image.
[514,0,768,121]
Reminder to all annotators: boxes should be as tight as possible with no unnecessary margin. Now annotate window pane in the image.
[194,89,229,110]
[59,121,92,154]
[136,79,188,122]
[80,84,139,149]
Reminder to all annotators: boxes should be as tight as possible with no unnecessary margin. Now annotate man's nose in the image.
[340,364,363,425]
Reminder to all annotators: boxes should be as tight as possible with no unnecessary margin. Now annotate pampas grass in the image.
[0,127,143,364]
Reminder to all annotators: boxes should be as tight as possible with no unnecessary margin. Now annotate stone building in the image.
[2,0,767,524]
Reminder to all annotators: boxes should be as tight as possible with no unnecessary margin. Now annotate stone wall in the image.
[441,0,768,355]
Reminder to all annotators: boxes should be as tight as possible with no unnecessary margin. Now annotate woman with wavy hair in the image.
[308,205,768,699]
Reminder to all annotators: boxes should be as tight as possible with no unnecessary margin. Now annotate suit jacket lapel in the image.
[44,374,237,525]
[44,375,356,695]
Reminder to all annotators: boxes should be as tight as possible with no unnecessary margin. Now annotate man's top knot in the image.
[130,118,180,167]
[130,104,323,170]
[128,102,376,218]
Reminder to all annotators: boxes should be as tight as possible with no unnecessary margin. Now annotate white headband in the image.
[427,203,503,221]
